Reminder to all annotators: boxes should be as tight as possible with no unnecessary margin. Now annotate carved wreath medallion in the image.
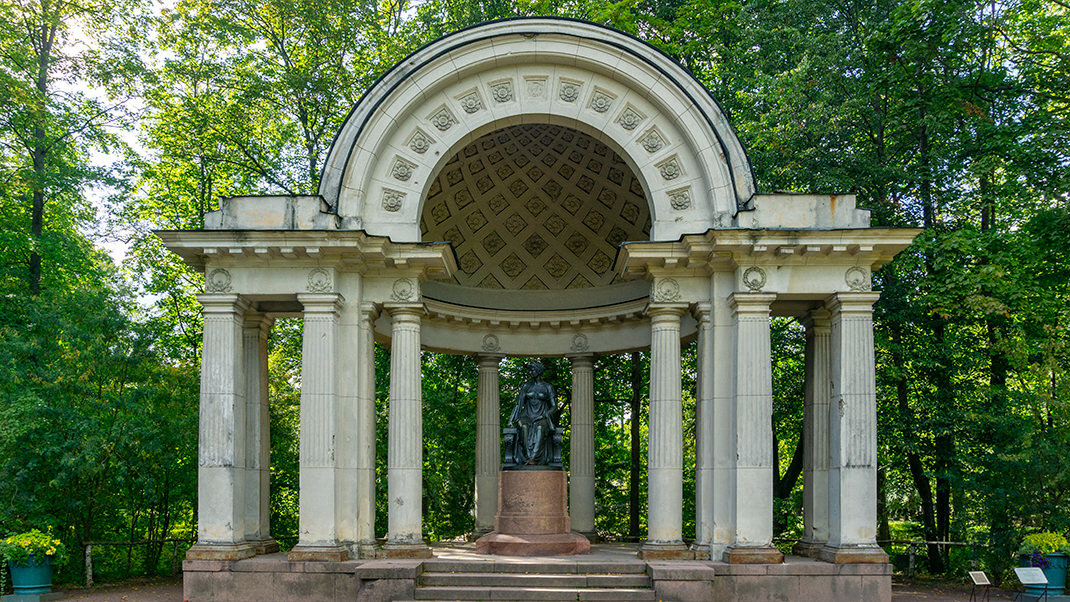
[205,268,232,293]
[845,266,871,291]
[307,268,331,292]
[481,334,501,353]
[742,267,767,291]
[391,278,417,302]
[570,333,590,353]
[641,129,665,153]
[652,278,681,302]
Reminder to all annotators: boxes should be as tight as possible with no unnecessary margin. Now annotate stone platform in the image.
[183,543,891,602]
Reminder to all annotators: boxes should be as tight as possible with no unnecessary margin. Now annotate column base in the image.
[468,528,493,542]
[378,541,433,559]
[690,543,712,560]
[818,544,889,564]
[792,539,824,558]
[638,542,695,560]
[358,541,379,559]
[186,542,257,561]
[723,546,784,564]
[288,544,349,562]
[251,538,280,555]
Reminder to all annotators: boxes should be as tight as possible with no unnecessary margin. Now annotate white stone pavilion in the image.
[161,18,919,571]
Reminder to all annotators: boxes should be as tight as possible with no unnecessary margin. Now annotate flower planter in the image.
[1021,552,1069,595]
[7,553,55,595]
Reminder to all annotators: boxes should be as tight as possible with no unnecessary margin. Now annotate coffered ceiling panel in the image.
[421,124,651,290]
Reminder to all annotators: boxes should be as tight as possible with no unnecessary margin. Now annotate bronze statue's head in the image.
[526,360,546,380]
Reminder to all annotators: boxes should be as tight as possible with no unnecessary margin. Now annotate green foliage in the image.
[1018,533,1070,556]
[0,0,1066,585]
[0,530,69,566]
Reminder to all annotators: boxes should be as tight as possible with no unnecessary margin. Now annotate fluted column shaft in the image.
[822,292,886,562]
[644,305,687,550]
[243,313,276,553]
[386,304,425,547]
[725,293,781,563]
[292,293,347,560]
[192,294,252,557]
[474,354,502,534]
[796,308,831,556]
[569,354,596,534]
[356,303,379,552]
[693,305,715,553]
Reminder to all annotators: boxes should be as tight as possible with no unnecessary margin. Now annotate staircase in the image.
[405,559,656,601]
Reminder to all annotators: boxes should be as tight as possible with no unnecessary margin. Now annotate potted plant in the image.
[1019,532,1070,596]
[0,529,68,596]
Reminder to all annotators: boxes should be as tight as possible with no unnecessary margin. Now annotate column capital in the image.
[647,303,688,320]
[198,293,250,314]
[824,292,882,315]
[359,302,382,321]
[800,306,831,331]
[242,311,275,331]
[384,302,424,320]
[728,292,776,315]
[476,353,504,368]
[567,353,595,368]
[691,302,712,323]
[297,293,345,314]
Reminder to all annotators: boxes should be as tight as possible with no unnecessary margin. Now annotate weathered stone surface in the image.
[289,544,349,562]
[186,542,257,561]
[724,546,785,564]
[474,532,591,556]
[818,545,890,564]
[378,543,433,559]
[493,470,570,535]
[637,543,694,560]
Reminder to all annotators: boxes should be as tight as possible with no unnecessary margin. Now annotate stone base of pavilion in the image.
[182,543,891,602]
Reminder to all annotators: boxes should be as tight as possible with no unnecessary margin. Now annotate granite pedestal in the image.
[474,469,590,556]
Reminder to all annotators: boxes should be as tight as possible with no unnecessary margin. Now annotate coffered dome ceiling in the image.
[420,124,651,293]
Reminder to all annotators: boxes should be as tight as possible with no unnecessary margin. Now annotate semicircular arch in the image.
[319,18,756,242]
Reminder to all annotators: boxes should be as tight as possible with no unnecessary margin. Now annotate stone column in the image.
[474,353,502,536]
[569,354,596,537]
[724,292,783,564]
[693,304,714,558]
[187,293,256,560]
[709,274,738,560]
[639,304,692,559]
[289,293,348,561]
[794,308,831,558]
[243,313,278,554]
[356,303,379,556]
[383,303,432,557]
[820,292,888,563]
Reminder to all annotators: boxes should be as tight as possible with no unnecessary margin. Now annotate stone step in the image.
[421,559,648,574]
[411,585,657,601]
[419,571,652,588]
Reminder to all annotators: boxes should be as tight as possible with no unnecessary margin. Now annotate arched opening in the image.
[420,123,650,295]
